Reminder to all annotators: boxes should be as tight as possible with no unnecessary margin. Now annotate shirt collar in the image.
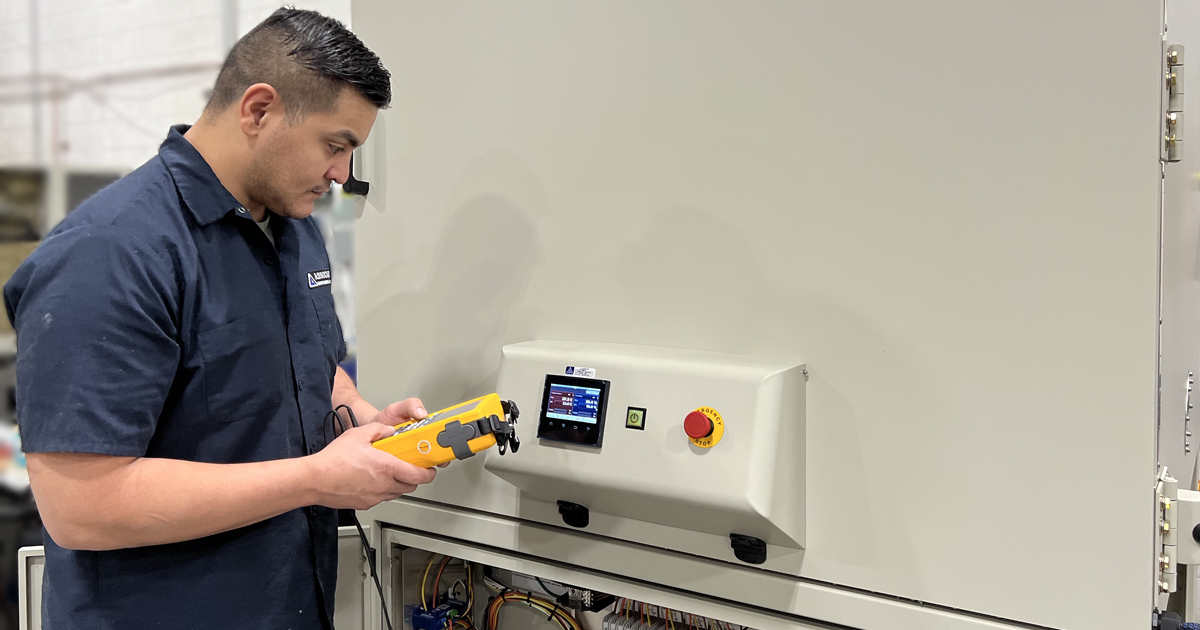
[159,124,247,226]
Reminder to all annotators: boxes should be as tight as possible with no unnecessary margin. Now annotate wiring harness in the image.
[485,591,582,630]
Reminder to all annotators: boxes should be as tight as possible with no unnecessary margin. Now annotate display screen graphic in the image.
[545,383,602,424]
[537,375,610,448]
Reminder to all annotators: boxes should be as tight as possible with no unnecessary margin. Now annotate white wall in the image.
[0,0,352,170]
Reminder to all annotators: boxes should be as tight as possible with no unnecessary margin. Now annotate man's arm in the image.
[10,230,438,552]
[29,421,435,552]
[31,369,440,552]
[333,365,428,427]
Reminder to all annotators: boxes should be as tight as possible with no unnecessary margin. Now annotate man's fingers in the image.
[357,423,398,443]
[391,460,437,486]
[388,484,418,499]
[382,398,427,423]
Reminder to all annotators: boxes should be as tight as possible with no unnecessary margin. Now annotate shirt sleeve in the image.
[4,225,180,456]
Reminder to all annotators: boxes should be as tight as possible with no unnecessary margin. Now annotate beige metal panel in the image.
[408,464,808,575]
[335,526,367,630]
[18,546,42,630]
[378,525,825,630]
[1161,0,1200,491]
[366,500,1036,630]
[351,2,1165,628]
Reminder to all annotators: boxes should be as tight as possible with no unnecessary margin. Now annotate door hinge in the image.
[1186,373,1194,455]
[1165,44,1185,163]
[1158,467,1180,612]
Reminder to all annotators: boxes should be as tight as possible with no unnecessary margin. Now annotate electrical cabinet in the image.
[348,1,1200,629]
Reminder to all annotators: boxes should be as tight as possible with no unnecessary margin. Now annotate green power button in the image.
[626,407,646,430]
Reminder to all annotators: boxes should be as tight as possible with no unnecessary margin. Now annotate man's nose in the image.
[327,155,351,185]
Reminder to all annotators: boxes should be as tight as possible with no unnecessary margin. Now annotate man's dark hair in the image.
[205,7,390,119]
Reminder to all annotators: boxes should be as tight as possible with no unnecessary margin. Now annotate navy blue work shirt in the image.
[4,126,347,630]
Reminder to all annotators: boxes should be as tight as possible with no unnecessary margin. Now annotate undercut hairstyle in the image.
[205,7,391,120]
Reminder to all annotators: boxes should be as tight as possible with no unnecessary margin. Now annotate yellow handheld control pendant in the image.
[371,393,520,468]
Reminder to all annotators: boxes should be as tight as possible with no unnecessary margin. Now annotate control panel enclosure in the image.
[486,340,806,549]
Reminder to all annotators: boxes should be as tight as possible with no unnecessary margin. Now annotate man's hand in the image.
[308,423,437,510]
[367,397,427,427]
[367,397,455,468]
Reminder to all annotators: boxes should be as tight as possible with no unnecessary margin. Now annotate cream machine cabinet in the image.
[348,1,1200,630]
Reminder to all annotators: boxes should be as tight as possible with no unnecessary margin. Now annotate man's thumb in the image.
[374,398,424,423]
[360,423,398,443]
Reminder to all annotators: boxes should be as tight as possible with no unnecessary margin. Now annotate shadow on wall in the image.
[362,192,947,596]
[612,206,936,587]
[370,195,540,411]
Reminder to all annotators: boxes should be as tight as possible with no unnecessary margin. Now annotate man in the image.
[3,8,432,629]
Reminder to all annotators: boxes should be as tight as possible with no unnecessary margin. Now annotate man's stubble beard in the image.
[244,141,298,219]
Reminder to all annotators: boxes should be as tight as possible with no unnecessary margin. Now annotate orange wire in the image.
[433,556,453,606]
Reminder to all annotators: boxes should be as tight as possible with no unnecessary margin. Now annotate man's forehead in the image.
[307,89,377,139]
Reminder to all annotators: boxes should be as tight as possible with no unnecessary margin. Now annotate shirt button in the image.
[297,380,304,391]
[237,207,246,215]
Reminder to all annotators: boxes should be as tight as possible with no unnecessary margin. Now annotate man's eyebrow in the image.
[331,130,361,148]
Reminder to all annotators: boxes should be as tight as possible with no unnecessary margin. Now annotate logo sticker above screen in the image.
[307,269,332,289]
[565,366,596,378]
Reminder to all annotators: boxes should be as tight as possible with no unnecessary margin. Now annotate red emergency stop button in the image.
[685,411,714,439]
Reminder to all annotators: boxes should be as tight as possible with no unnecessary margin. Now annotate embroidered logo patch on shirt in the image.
[307,269,332,289]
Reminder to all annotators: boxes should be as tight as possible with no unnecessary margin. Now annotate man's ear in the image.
[238,83,283,138]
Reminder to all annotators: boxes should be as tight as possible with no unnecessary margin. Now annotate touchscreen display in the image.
[545,383,602,424]
[536,374,610,448]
